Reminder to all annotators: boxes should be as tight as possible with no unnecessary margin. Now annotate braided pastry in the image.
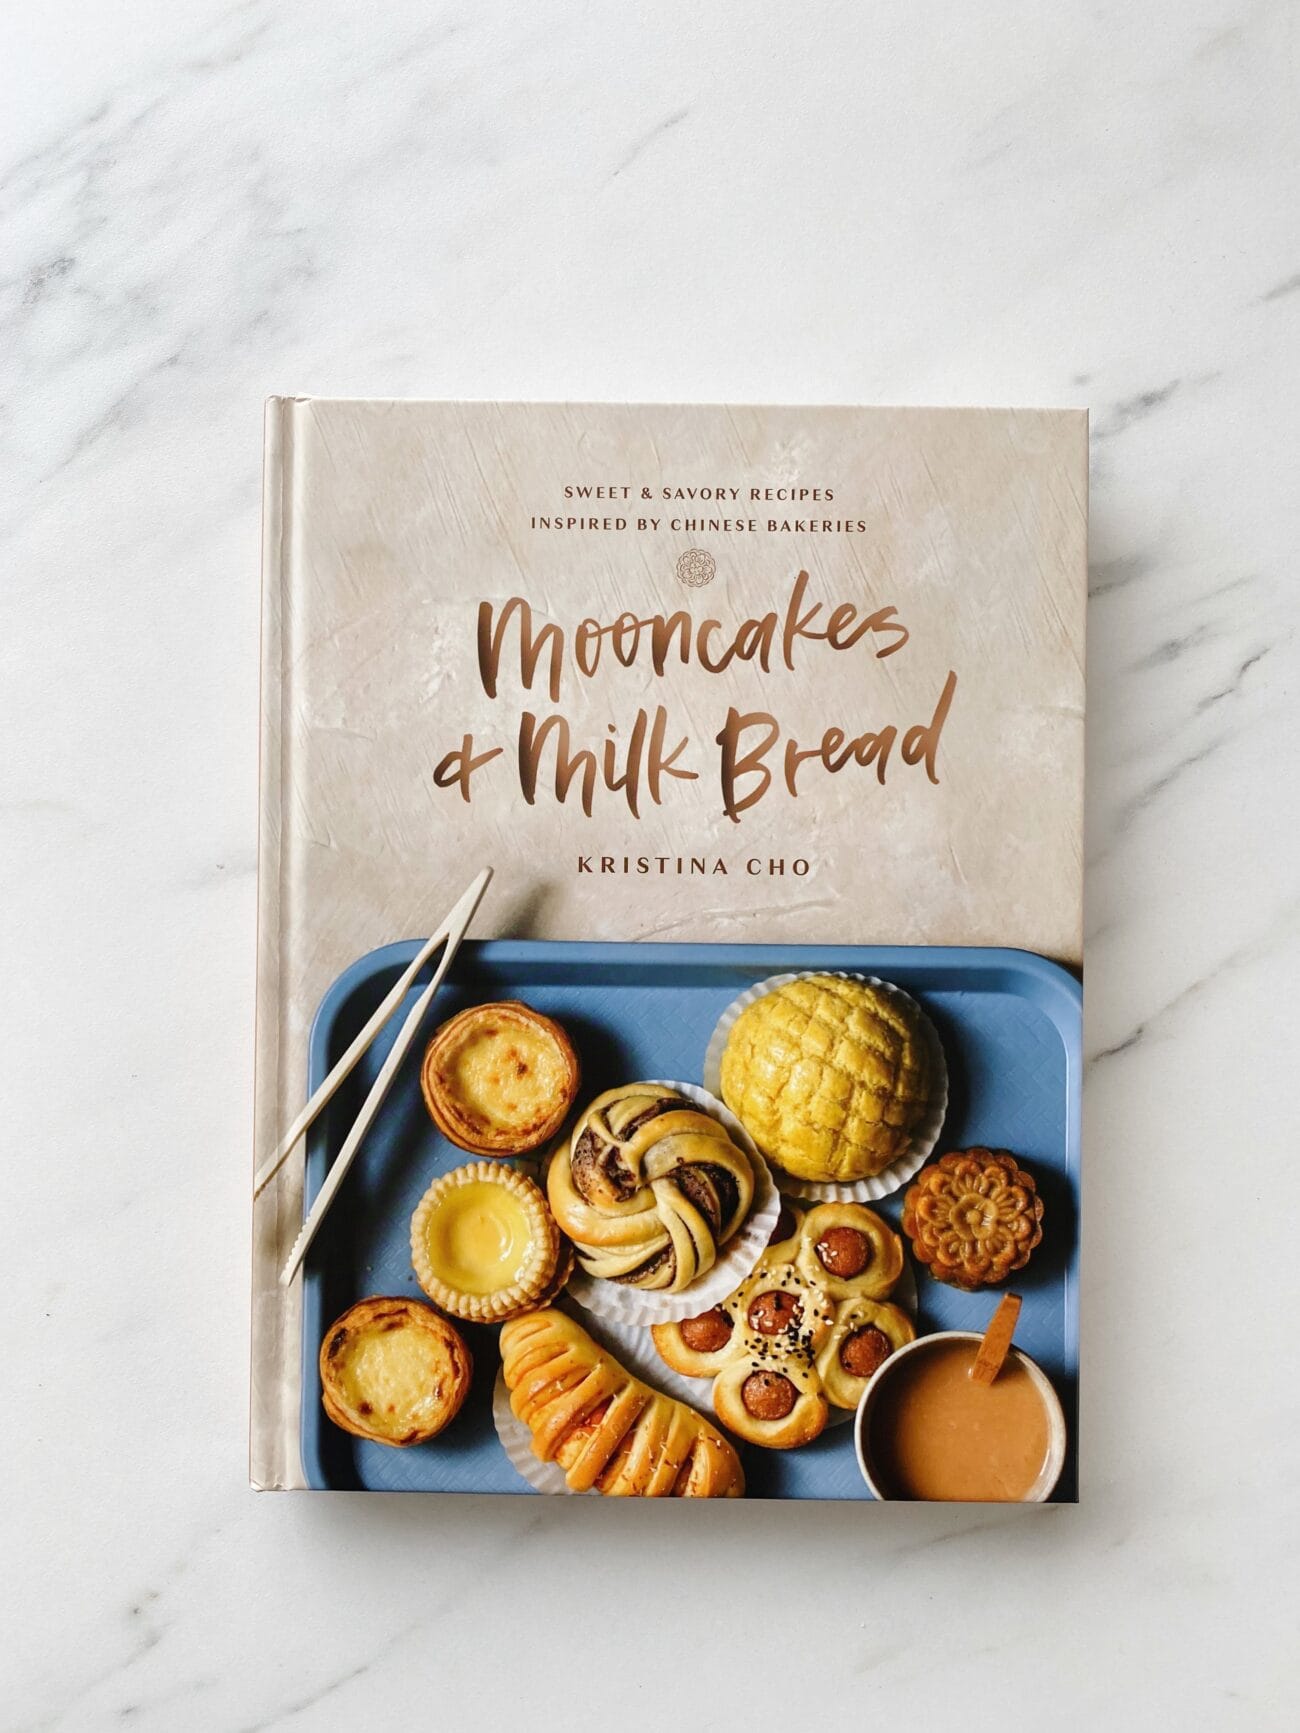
[500,1309,745,1497]
[652,1204,915,1448]
[546,1083,755,1293]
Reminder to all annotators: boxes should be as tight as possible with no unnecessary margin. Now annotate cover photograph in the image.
[252,400,1086,1501]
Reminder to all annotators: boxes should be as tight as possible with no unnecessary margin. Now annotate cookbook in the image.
[253,399,1086,1500]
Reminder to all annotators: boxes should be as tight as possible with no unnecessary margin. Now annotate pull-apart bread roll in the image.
[500,1309,745,1497]
[547,1083,754,1293]
[653,1204,914,1448]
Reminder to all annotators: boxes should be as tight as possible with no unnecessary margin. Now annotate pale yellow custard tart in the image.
[319,1297,472,1446]
[411,1161,564,1323]
[421,1001,579,1155]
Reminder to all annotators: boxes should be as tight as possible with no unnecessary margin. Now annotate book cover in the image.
[253,399,1085,1499]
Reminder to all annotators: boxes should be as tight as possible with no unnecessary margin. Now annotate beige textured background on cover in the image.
[253,399,1086,1488]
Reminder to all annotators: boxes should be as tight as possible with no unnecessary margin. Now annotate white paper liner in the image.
[493,1368,591,1495]
[561,1081,780,1327]
[702,972,948,1203]
[597,1263,918,1430]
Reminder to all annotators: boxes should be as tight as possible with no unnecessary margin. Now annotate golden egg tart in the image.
[411,1161,565,1323]
[319,1297,472,1447]
[421,1001,579,1155]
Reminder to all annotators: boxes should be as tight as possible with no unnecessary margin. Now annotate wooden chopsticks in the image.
[970,1293,1023,1385]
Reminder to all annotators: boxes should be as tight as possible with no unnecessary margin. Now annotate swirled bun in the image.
[547,1084,754,1293]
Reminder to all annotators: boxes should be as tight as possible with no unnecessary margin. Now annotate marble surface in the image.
[2,1,1296,1727]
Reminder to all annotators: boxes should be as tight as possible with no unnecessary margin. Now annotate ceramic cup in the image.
[853,1329,1067,1503]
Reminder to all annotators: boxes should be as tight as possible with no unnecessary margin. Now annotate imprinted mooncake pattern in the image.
[719,975,936,1182]
[901,1149,1044,1290]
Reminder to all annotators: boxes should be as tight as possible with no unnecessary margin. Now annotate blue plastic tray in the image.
[300,942,1080,1499]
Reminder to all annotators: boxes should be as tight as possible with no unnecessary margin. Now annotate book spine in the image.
[250,396,302,1490]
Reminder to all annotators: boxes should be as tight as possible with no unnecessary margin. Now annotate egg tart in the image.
[421,1001,579,1155]
[719,975,940,1183]
[902,1149,1044,1290]
[319,1297,472,1446]
[411,1161,565,1323]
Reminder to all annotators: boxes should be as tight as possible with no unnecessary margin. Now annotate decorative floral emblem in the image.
[902,1149,1043,1290]
[675,548,716,588]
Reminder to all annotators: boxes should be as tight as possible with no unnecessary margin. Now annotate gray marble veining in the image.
[2,1,1297,1728]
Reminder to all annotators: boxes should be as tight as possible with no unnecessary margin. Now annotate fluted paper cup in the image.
[492,1368,590,1495]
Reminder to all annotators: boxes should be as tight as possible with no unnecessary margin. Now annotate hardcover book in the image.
[253,399,1086,1499]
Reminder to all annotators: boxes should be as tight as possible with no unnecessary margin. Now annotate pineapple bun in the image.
[719,975,937,1183]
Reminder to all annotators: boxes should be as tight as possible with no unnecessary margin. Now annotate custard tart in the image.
[411,1161,565,1322]
[319,1297,472,1446]
[421,1001,579,1155]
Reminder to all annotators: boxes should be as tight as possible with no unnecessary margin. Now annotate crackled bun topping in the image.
[719,975,938,1183]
